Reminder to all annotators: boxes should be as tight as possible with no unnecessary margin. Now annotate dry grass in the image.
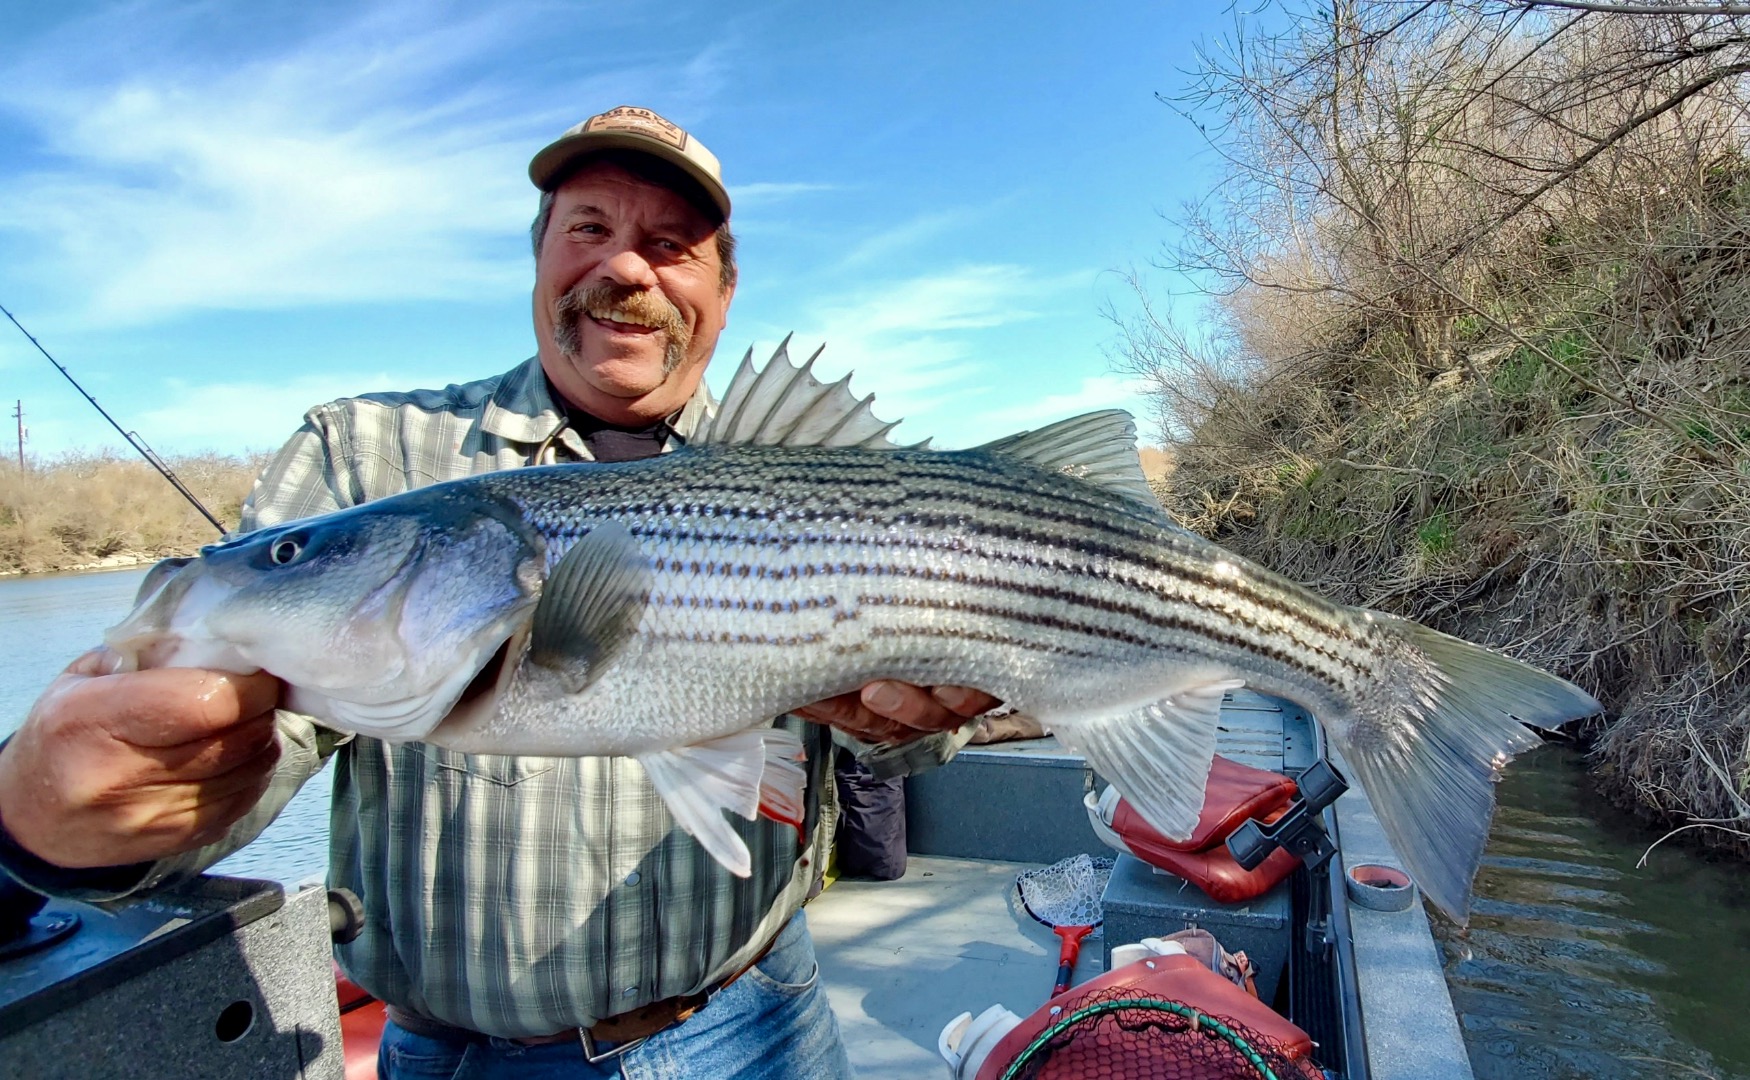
[1122,3,1750,843]
[1138,446,1175,481]
[0,454,265,574]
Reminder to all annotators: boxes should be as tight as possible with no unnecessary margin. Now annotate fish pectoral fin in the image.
[528,521,650,694]
[638,727,808,878]
[1049,679,1242,843]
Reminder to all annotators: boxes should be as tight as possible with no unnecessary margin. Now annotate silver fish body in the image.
[449,445,1357,752]
[106,344,1599,915]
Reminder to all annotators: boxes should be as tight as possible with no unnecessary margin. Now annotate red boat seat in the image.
[335,964,386,1080]
[1092,754,1303,904]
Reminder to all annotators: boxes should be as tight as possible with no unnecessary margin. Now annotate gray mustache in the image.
[553,283,690,372]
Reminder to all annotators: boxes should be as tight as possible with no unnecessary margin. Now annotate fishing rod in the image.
[0,302,228,534]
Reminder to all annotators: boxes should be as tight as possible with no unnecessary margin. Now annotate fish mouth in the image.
[105,558,256,674]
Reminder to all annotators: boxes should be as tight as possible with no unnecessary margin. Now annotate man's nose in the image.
[598,244,659,289]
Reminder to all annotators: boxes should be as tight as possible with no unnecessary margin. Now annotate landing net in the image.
[997,987,1325,1080]
[1015,854,1113,929]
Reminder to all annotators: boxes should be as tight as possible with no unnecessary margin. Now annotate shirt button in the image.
[623,986,637,998]
[625,871,641,886]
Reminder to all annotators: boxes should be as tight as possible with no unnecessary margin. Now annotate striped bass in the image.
[106,342,1599,920]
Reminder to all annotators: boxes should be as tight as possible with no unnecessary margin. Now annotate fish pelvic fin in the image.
[693,338,916,450]
[1049,679,1241,842]
[638,727,809,878]
[527,522,650,693]
[1332,613,1601,924]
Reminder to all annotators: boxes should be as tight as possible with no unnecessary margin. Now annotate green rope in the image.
[996,996,1283,1080]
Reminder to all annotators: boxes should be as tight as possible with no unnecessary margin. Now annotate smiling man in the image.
[0,107,997,1078]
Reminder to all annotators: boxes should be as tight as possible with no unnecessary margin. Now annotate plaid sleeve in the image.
[239,405,358,532]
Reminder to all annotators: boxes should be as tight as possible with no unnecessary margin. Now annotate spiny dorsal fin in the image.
[974,410,1162,512]
[693,337,918,449]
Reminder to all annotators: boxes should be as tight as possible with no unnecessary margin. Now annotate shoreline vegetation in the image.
[1120,5,1750,849]
[0,454,265,576]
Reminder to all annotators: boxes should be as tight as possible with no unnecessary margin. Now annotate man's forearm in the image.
[0,711,343,906]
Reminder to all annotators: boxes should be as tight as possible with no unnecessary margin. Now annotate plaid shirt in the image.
[76,355,961,1037]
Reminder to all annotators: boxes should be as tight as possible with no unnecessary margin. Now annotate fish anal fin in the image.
[1049,679,1241,842]
[528,522,650,694]
[756,730,808,835]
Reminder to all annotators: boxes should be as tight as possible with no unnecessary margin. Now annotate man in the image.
[0,106,998,1078]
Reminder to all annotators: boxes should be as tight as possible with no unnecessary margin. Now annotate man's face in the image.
[533,161,734,424]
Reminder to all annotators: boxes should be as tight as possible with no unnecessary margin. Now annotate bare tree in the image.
[1120,0,1750,834]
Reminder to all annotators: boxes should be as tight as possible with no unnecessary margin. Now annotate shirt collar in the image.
[480,355,718,451]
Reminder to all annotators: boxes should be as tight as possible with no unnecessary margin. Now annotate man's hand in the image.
[0,649,284,870]
[795,682,1001,744]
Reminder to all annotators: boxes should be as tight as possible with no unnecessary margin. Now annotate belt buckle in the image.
[579,1029,649,1065]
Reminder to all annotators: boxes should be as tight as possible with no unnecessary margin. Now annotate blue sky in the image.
[0,0,1237,458]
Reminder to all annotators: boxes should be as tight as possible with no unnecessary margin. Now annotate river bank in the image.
[0,453,261,576]
[0,549,174,578]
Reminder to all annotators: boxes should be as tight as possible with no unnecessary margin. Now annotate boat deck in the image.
[808,690,1476,1080]
[810,854,1104,1079]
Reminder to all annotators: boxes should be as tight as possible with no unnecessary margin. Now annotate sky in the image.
[0,0,1241,460]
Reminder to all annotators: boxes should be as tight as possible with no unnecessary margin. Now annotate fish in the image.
[104,340,1599,919]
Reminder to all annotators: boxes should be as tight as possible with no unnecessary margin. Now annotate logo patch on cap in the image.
[582,106,689,151]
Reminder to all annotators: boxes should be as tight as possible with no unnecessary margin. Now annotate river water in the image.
[2,568,1747,1078]
[0,568,332,886]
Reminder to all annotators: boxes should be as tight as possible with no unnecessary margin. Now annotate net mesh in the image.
[1016,855,1114,928]
[998,986,1326,1080]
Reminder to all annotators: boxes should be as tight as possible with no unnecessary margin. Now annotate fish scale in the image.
[107,341,1600,916]
[484,446,1371,709]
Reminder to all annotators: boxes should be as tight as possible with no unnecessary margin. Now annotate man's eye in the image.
[570,222,606,236]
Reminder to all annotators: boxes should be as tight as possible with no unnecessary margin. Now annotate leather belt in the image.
[383,932,779,1065]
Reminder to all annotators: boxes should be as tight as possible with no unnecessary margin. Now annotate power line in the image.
[0,302,227,534]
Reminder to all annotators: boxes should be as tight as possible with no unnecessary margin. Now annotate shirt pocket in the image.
[420,746,559,788]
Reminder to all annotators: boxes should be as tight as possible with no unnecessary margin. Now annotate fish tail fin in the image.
[1329,613,1600,924]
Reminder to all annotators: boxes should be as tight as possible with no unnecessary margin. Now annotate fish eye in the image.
[269,536,306,566]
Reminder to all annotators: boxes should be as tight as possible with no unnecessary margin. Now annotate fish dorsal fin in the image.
[693,336,917,449]
[527,522,651,693]
[974,410,1161,511]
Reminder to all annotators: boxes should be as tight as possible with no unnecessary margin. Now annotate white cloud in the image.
[16,366,485,460]
[731,181,837,206]
[834,209,975,271]
[0,2,724,327]
[132,371,441,456]
[972,373,1155,437]
[732,262,1100,446]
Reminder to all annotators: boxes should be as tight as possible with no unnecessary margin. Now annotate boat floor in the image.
[807,854,1104,1080]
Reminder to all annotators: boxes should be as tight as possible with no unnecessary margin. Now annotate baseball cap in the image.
[528,106,730,222]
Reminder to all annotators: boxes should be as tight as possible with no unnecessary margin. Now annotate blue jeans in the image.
[377,912,853,1079]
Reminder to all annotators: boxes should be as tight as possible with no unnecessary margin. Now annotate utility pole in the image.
[12,399,21,471]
